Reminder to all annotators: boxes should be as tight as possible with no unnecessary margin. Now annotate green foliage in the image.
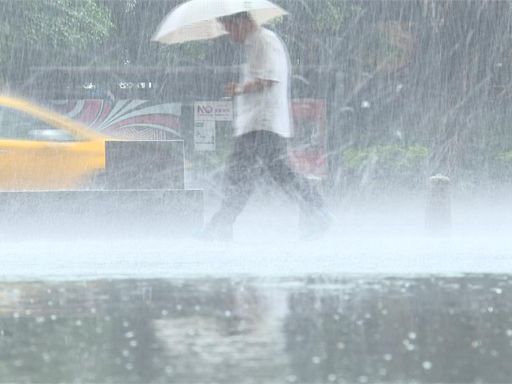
[492,151,512,181]
[497,151,512,162]
[344,144,428,169]
[0,0,113,70]
[342,145,429,191]
[275,0,361,33]
[306,0,362,34]
[271,0,363,65]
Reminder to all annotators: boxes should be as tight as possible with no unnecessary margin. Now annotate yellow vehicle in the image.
[0,95,107,190]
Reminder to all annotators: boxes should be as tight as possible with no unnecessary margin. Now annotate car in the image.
[0,95,107,190]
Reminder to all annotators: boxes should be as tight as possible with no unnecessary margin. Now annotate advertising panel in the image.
[50,99,181,140]
[290,99,328,178]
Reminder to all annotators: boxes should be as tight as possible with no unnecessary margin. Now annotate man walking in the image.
[202,11,330,240]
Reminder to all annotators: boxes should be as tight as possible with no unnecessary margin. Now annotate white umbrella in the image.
[152,0,288,45]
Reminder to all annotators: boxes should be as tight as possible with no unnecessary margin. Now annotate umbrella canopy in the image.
[152,0,288,45]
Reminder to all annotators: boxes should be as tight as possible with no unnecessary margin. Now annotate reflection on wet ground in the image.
[0,276,511,383]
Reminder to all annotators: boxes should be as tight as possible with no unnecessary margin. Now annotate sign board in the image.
[289,99,328,178]
[194,121,216,151]
[194,101,233,122]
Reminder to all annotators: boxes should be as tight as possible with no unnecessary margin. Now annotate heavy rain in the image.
[1,0,512,382]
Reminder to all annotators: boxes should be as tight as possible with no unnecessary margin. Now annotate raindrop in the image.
[125,331,135,338]
[312,356,321,364]
[337,342,345,350]
[408,332,417,340]
[42,353,51,363]
[161,309,169,316]
[176,304,183,311]
[13,360,23,367]
[129,340,138,348]
[506,330,512,337]
[122,321,130,327]
[75,320,82,327]
[122,349,130,357]
[403,340,415,351]
[358,376,369,383]
[422,361,433,370]
[125,363,133,371]
[224,310,232,318]
[492,288,503,295]
[47,300,54,306]
[378,368,387,376]
[490,350,499,357]
[165,366,174,375]
[383,353,393,361]
[50,314,57,321]
[12,312,19,319]
[327,374,337,382]
[36,317,45,323]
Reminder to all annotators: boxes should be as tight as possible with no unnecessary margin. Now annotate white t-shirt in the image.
[234,27,292,138]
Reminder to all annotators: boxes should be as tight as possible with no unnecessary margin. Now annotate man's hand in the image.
[224,79,277,97]
[224,82,242,97]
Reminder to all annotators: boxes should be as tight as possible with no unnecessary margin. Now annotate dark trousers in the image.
[209,130,324,228]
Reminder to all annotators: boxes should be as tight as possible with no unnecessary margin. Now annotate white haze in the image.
[1,192,512,281]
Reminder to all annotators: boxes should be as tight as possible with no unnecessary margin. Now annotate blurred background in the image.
[3,0,512,202]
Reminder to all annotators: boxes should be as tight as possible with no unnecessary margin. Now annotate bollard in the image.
[106,140,184,190]
[425,174,451,236]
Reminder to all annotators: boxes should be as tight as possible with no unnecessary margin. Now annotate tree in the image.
[0,0,113,85]
[98,0,237,68]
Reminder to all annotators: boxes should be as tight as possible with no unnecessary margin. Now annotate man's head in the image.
[218,12,257,43]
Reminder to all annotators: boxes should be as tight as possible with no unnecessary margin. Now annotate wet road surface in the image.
[0,275,511,383]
